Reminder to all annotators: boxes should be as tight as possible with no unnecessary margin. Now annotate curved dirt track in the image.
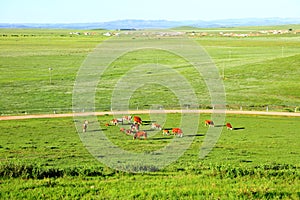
[1,110,300,121]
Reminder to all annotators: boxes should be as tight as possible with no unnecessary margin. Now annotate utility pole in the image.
[49,67,53,84]
[225,50,232,79]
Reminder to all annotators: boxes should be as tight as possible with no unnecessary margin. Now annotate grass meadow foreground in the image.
[0,114,299,199]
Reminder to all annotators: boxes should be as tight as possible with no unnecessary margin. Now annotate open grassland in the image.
[0,28,300,115]
[0,27,300,199]
[199,36,300,108]
[0,29,107,114]
[174,24,300,32]
[0,114,299,199]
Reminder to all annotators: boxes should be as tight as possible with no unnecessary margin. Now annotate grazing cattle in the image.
[226,123,233,130]
[120,128,133,135]
[120,127,125,132]
[133,116,142,124]
[110,119,118,125]
[162,129,169,135]
[131,123,140,132]
[204,120,214,127]
[133,131,147,140]
[111,118,124,125]
[105,123,110,127]
[125,129,133,135]
[151,123,162,130]
[82,120,88,132]
[117,118,124,124]
[122,115,132,122]
[172,128,183,137]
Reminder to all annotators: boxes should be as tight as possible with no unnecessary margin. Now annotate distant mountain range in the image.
[1,18,299,30]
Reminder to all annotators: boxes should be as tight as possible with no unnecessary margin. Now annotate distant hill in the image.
[171,26,200,30]
[0,18,299,30]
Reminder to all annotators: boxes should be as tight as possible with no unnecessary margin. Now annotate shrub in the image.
[0,162,112,179]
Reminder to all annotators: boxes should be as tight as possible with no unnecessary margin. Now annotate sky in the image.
[1,0,300,23]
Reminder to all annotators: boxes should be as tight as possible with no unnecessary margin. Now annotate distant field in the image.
[0,27,300,115]
[174,24,300,31]
[0,29,107,114]
[198,36,300,108]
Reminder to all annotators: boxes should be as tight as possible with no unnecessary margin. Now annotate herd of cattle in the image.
[204,119,233,130]
[107,116,181,139]
[88,116,234,140]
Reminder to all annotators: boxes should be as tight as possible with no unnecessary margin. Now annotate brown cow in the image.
[122,115,132,122]
[125,129,133,135]
[120,127,125,132]
[151,123,162,130]
[131,123,140,132]
[204,120,214,127]
[120,128,133,135]
[172,128,183,137]
[162,129,169,136]
[133,131,147,140]
[226,123,233,130]
[110,119,118,125]
[133,116,142,124]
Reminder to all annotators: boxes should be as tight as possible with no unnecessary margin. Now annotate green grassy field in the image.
[0,27,299,114]
[0,114,299,199]
[0,29,107,114]
[0,27,300,199]
[196,35,300,110]
[174,24,300,32]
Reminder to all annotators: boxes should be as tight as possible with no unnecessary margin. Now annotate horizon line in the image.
[1,17,300,24]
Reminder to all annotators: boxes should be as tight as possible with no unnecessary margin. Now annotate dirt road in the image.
[1,110,300,121]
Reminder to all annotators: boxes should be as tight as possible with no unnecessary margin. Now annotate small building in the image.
[294,30,300,34]
[103,32,112,37]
